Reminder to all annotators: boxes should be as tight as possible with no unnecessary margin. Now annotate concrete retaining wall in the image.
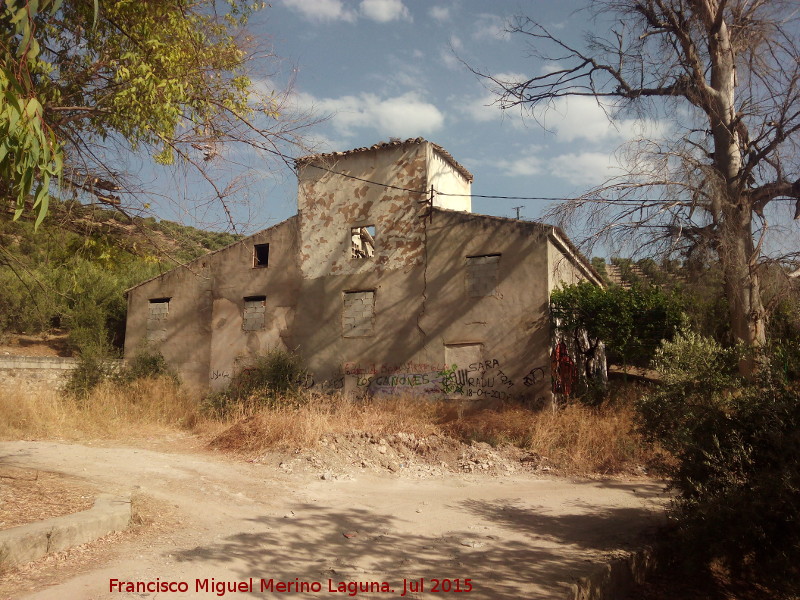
[0,494,131,568]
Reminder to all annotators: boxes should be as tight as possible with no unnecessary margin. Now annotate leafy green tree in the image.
[1,0,312,228]
[551,280,685,368]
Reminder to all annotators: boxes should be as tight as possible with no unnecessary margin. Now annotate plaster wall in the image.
[124,260,213,394]
[292,209,555,405]
[547,232,602,292]
[426,147,471,212]
[206,218,300,391]
[124,141,597,402]
[297,143,429,280]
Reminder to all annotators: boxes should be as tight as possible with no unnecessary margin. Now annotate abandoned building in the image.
[124,138,603,404]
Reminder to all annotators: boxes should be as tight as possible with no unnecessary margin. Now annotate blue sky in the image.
[153,0,666,239]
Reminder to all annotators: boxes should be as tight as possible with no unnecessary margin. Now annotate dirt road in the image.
[0,440,667,600]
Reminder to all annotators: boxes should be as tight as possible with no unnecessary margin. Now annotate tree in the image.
[479,1,800,374]
[1,0,315,231]
[551,280,685,370]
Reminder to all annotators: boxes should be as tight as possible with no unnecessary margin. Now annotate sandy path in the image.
[0,441,667,599]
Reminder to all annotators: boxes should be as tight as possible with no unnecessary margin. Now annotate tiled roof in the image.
[295,137,474,182]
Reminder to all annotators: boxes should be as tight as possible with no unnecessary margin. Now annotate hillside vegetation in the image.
[0,203,240,355]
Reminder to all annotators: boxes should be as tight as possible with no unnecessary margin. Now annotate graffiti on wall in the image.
[344,357,528,401]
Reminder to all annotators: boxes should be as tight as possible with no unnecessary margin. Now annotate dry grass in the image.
[0,378,200,440]
[445,401,663,474]
[1,379,666,475]
[209,394,443,453]
[210,389,667,475]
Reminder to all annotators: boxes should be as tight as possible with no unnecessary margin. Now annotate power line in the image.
[304,163,427,195]
[292,152,800,205]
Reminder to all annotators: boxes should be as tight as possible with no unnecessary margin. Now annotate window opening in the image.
[465,254,501,297]
[253,243,270,267]
[350,225,375,259]
[243,296,266,331]
[342,290,375,337]
[147,298,170,342]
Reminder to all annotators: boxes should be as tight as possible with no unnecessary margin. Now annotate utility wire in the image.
[291,151,800,205]
[304,163,427,195]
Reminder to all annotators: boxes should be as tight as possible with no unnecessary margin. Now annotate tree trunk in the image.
[703,3,766,375]
[719,201,767,375]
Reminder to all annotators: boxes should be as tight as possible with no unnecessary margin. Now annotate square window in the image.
[465,254,501,297]
[243,296,266,331]
[350,225,375,259]
[253,243,269,268]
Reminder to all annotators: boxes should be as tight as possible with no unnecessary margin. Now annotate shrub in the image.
[116,346,178,384]
[63,340,118,398]
[638,331,800,591]
[203,349,308,418]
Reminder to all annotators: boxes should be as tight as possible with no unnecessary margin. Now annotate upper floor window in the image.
[351,226,375,259]
[253,243,269,268]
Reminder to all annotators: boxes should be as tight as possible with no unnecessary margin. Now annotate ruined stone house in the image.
[124,138,602,404]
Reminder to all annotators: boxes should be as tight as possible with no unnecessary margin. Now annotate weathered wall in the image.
[292,209,555,405]
[547,230,602,291]
[207,219,300,390]
[125,219,301,392]
[124,260,213,393]
[297,143,429,280]
[427,145,471,212]
[124,139,598,402]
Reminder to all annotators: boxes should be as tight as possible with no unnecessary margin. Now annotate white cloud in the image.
[463,93,503,123]
[473,13,510,41]
[532,96,669,143]
[548,152,619,186]
[360,0,411,22]
[429,6,450,22]
[281,0,357,22]
[540,63,565,75]
[496,155,543,177]
[297,91,444,138]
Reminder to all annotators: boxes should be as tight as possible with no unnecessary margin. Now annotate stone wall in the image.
[0,357,122,391]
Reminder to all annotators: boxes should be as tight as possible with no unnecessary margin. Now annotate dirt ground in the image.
[0,333,72,358]
[0,466,96,529]
[0,435,667,600]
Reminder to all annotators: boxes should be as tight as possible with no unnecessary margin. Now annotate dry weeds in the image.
[210,391,667,475]
[0,378,200,440]
[1,381,667,475]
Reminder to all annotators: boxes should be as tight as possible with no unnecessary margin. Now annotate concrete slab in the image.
[0,494,131,568]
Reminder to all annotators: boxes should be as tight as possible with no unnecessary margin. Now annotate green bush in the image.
[638,331,800,591]
[116,346,178,384]
[63,341,118,398]
[551,280,685,369]
[203,349,308,417]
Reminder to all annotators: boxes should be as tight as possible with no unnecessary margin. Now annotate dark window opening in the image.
[254,243,270,267]
[351,225,375,259]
